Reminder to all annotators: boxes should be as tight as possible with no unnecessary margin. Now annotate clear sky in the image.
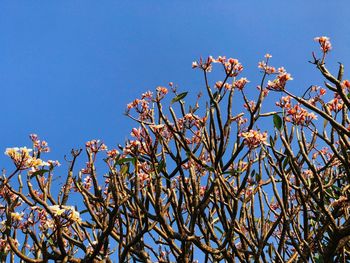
[1,1,349,169]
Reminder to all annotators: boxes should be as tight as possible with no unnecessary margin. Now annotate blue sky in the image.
[1,1,349,169]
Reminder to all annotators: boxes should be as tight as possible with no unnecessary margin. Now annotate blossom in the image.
[258,61,276,74]
[5,147,49,170]
[215,81,223,89]
[314,36,332,53]
[192,57,213,72]
[29,134,50,153]
[326,97,344,112]
[233,78,250,90]
[49,205,82,224]
[85,140,107,153]
[10,212,24,221]
[239,129,268,149]
[267,72,293,91]
[156,86,168,95]
[107,149,119,158]
[50,205,66,216]
[342,80,350,90]
[285,104,317,125]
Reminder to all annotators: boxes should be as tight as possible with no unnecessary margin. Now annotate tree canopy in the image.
[1,37,350,262]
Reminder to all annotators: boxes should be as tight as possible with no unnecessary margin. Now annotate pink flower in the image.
[267,72,293,91]
[342,80,350,90]
[156,86,168,95]
[314,36,332,53]
[233,78,250,91]
[239,129,268,149]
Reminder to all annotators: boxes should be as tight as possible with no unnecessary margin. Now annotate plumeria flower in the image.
[239,129,268,149]
[5,147,49,170]
[49,205,82,224]
[267,72,293,91]
[233,78,250,91]
[314,36,332,53]
[10,212,24,221]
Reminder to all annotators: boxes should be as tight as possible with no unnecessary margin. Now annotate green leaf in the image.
[314,254,324,263]
[120,165,129,175]
[273,114,282,130]
[206,166,215,172]
[256,172,262,182]
[282,157,289,170]
[171,92,188,104]
[251,169,256,178]
[156,160,166,173]
[30,169,49,179]
[269,135,275,147]
[116,157,136,165]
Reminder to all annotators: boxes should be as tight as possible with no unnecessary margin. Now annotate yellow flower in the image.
[49,205,66,216]
[49,205,82,224]
[10,212,24,221]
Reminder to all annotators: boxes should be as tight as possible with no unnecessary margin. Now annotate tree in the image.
[1,36,350,262]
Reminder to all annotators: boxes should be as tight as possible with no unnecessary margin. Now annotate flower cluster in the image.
[342,80,350,90]
[192,56,243,77]
[126,91,153,121]
[5,147,49,170]
[258,54,276,74]
[276,96,317,125]
[10,212,24,222]
[85,140,107,153]
[177,113,207,130]
[239,129,268,149]
[244,100,256,113]
[49,205,82,224]
[29,134,50,153]
[107,149,119,158]
[233,77,250,90]
[123,127,151,155]
[156,86,168,96]
[0,237,19,254]
[326,97,344,112]
[267,69,293,91]
[215,81,232,90]
[314,36,332,54]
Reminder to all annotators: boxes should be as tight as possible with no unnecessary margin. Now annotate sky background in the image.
[0,1,349,171]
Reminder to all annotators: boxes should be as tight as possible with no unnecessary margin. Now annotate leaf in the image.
[120,164,129,175]
[116,157,136,165]
[273,114,282,130]
[156,160,166,173]
[282,157,289,170]
[314,254,324,263]
[251,169,256,178]
[323,119,328,129]
[171,92,188,104]
[30,169,49,179]
[256,172,262,182]
[206,166,215,172]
